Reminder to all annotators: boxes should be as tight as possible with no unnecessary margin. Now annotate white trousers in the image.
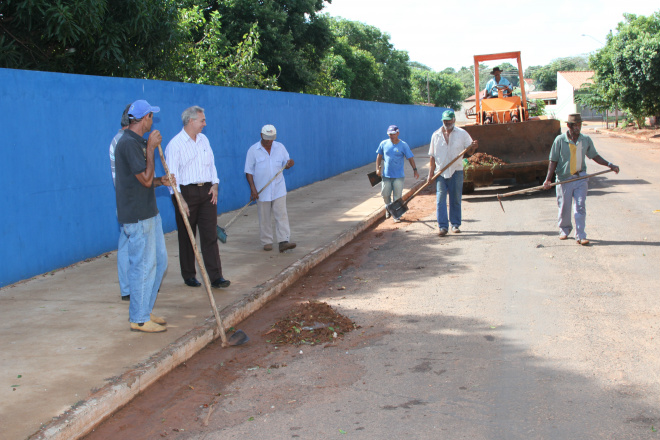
[556,172,588,240]
[257,196,290,245]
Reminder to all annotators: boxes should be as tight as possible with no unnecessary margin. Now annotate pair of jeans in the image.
[436,171,463,229]
[117,226,129,297]
[123,214,168,323]
[381,177,404,206]
[556,172,588,240]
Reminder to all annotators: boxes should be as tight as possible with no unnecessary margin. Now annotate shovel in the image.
[386,147,470,218]
[496,169,613,212]
[367,170,382,187]
[216,164,287,243]
[157,145,247,347]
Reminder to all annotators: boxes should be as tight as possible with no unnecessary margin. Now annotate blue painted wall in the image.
[0,68,446,287]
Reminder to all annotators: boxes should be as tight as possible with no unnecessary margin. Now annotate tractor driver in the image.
[485,66,512,98]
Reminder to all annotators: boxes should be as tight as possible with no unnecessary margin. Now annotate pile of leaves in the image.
[266,301,359,346]
[466,152,507,166]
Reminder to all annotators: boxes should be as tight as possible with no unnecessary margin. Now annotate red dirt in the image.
[467,152,507,166]
[82,186,436,440]
[609,126,660,139]
[268,301,360,346]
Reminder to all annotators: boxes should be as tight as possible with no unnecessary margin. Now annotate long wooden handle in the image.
[157,145,229,346]
[497,169,613,199]
[403,147,470,206]
[222,164,287,231]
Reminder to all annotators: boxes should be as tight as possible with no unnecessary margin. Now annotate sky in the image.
[322,0,659,73]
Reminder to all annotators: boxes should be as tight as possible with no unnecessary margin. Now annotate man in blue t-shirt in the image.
[115,100,174,333]
[485,66,512,98]
[376,125,419,222]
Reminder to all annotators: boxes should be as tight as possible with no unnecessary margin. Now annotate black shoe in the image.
[211,277,231,288]
[184,277,201,287]
[279,241,297,252]
[121,295,130,301]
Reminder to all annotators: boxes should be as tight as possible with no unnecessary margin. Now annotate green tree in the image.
[528,99,547,117]
[526,56,589,91]
[325,18,411,104]
[305,52,349,98]
[497,62,520,88]
[0,0,181,77]
[411,69,464,109]
[409,61,431,71]
[154,8,278,89]
[580,12,660,127]
[210,0,333,93]
[451,64,491,99]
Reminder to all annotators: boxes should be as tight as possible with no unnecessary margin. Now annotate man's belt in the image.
[183,182,211,187]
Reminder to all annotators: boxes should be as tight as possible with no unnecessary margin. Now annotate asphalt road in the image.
[86,132,660,440]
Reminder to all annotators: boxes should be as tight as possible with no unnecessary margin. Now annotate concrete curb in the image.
[28,178,427,440]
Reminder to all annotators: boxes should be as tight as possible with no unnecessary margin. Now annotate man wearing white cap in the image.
[115,99,173,332]
[244,125,296,252]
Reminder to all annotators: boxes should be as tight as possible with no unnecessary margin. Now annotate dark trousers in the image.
[172,183,223,281]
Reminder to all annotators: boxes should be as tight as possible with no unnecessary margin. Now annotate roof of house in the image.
[558,71,594,89]
[528,91,557,100]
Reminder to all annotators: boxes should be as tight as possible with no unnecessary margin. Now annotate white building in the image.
[553,71,601,122]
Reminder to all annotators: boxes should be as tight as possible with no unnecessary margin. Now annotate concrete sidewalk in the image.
[0,147,429,440]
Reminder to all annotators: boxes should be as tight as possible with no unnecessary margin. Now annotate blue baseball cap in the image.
[128,100,160,119]
[386,125,399,134]
[442,110,455,121]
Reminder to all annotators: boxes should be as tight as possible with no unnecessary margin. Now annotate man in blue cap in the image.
[427,110,478,236]
[376,125,419,222]
[115,99,174,332]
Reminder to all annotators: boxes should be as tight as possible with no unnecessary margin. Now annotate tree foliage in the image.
[317,18,412,104]
[0,0,181,77]
[209,0,333,93]
[577,11,660,127]
[154,8,279,89]
[453,64,491,99]
[410,69,464,109]
[524,56,589,91]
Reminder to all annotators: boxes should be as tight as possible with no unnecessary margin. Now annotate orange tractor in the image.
[462,51,560,192]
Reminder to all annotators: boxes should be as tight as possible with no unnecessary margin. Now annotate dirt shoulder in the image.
[596,125,660,143]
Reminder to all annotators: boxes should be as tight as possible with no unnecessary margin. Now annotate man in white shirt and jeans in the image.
[165,106,230,289]
[244,125,296,252]
[428,110,478,236]
[109,104,131,301]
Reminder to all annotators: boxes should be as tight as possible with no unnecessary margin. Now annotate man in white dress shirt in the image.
[109,104,131,301]
[165,106,230,289]
[244,124,296,252]
[427,110,478,236]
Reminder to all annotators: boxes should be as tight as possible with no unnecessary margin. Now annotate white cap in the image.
[261,124,277,140]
